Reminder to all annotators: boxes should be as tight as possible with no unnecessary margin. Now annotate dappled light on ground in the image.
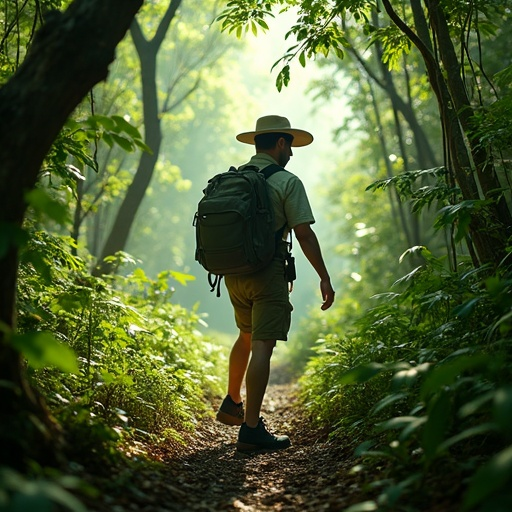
[83,383,364,511]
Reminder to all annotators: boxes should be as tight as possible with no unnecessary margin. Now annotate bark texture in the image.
[381,0,511,267]
[0,0,143,468]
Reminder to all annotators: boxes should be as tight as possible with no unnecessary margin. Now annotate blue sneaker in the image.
[216,395,244,426]
[236,417,291,453]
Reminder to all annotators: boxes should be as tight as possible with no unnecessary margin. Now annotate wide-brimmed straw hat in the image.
[236,115,314,147]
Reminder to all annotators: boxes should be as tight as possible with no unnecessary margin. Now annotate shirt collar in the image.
[246,153,279,168]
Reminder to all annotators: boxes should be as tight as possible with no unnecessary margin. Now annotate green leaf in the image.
[257,19,269,30]
[110,133,134,152]
[11,331,79,373]
[493,386,512,434]
[169,271,195,286]
[376,415,423,432]
[437,423,496,454]
[463,445,512,510]
[65,164,85,181]
[280,65,290,90]
[391,363,431,390]
[36,479,88,512]
[381,473,422,506]
[299,50,306,67]
[398,245,431,263]
[334,46,344,59]
[371,393,407,415]
[434,200,491,241]
[338,362,385,385]
[102,132,114,148]
[421,353,490,400]
[459,391,494,418]
[88,114,116,131]
[111,115,141,139]
[0,467,87,512]
[453,298,481,318]
[276,72,283,92]
[354,440,376,457]
[25,189,70,225]
[400,416,427,441]
[422,390,452,460]
[134,138,153,154]
[344,501,378,512]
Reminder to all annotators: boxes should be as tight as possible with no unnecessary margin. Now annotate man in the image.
[216,115,335,453]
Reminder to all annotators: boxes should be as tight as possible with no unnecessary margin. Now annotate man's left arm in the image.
[293,222,335,310]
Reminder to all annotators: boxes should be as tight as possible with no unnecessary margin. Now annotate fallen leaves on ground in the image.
[81,382,367,511]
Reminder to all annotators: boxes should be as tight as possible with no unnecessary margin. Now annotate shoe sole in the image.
[235,441,291,453]
[216,410,243,426]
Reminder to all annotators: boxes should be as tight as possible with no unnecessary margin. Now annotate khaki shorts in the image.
[224,252,293,341]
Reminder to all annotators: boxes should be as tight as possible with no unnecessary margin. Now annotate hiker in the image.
[215,115,335,453]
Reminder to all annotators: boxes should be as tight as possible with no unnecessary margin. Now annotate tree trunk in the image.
[381,0,511,267]
[425,0,512,247]
[0,0,143,468]
[93,0,182,276]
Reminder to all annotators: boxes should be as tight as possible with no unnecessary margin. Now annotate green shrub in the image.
[300,246,512,510]
[16,230,226,454]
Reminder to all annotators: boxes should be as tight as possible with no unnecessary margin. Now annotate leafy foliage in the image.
[300,245,512,510]
[1,218,226,509]
[0,466,89,512]
[16,228,225,456]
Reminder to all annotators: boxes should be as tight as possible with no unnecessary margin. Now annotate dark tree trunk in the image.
[93,0,182,276]
[0,0,143,468]
[381,0,511,267]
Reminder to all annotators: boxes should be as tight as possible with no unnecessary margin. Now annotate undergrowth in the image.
[6,227,226,508]
[299,246,512,511]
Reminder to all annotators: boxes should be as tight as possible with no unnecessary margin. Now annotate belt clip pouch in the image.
[284,252,296,283]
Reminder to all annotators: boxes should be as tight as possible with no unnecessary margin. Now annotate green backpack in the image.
[194,164,284,294]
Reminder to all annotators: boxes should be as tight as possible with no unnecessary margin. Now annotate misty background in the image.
[121,9,355,338]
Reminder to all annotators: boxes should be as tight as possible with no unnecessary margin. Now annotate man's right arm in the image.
[293,222,335,310]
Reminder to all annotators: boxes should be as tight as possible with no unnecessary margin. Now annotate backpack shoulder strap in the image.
[259,164,287,240]
[260,164,285,180]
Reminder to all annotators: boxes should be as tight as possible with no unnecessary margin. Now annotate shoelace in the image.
[258,417,271,432]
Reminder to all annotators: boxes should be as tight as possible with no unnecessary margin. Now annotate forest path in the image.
[86,382,363,511]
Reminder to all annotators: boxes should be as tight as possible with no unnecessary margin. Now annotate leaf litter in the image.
[80,382,364,511]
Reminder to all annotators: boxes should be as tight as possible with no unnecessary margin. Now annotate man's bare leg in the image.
[227,331,252,404]
[244,339,276,428]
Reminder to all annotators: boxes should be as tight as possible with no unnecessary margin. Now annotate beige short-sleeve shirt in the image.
[239,153,315,238]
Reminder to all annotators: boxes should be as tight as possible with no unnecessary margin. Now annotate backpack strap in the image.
[259,164,286,240]
[240,163,284,179]
[208,273,223,297]
[260,163,284,180]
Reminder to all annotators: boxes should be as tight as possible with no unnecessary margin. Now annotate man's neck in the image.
[256,148,280,162]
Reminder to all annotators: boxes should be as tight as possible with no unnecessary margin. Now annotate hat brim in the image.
[236,128,314,147]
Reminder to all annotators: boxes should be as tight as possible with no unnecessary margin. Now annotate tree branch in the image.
[151,0,182,49]
[163,74,201,114]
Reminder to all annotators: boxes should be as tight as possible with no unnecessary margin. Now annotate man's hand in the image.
[320,279,335,310]
[294,223,335,311]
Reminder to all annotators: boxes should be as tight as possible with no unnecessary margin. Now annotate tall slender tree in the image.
[93,0,182,275]
[92,0,227,275]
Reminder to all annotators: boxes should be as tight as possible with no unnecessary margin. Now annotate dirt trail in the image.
[85,382,363,511]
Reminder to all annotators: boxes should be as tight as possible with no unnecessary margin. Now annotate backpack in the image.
[193,164,285,294]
